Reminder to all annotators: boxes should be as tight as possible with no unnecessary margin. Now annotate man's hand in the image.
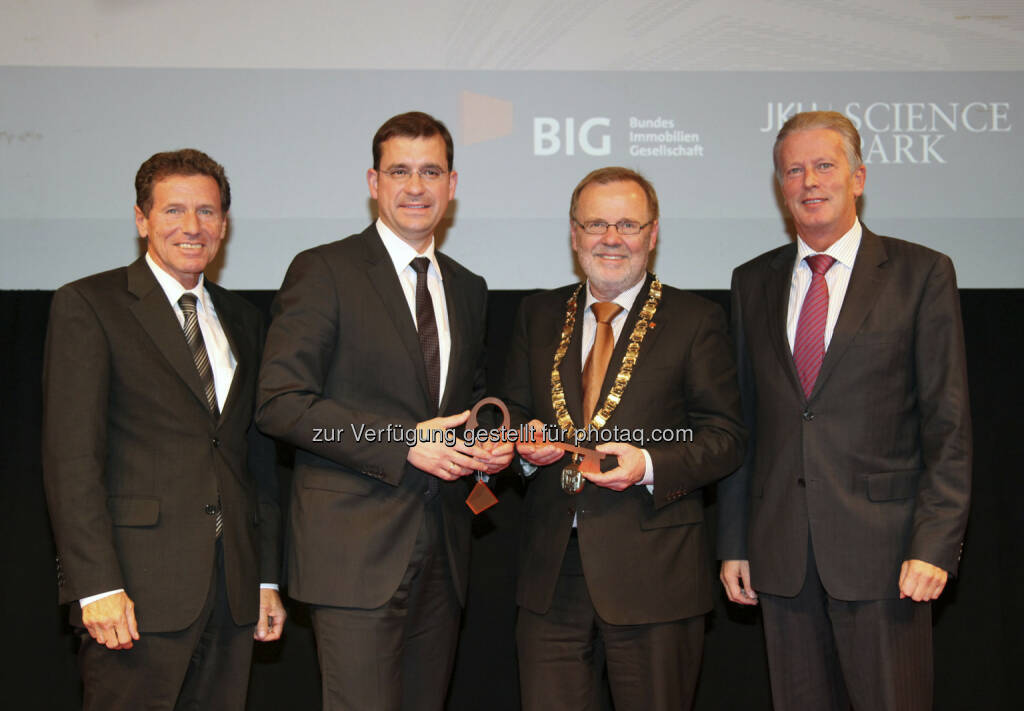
[477,439,515,474]
[583,442,645,491]
[720,560,758,605]
[82,591,140,650]
[515,420,565,467]
[255,588,286,641]
[407,410,490,479]
[899,559,949,601]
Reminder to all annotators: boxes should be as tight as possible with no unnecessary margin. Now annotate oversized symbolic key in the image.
[518,426,607,495]
[463,397,508,514]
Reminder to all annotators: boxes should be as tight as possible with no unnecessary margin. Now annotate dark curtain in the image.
[2,288,1020,710]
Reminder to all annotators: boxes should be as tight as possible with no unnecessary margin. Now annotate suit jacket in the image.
[717,227,972,600]
[255,225,488,608]
[42,257,281,633]
[501,274,746,625]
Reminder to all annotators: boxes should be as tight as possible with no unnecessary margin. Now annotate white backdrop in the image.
[2,1,1022,289]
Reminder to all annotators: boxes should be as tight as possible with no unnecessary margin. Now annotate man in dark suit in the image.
[42,149,285,711]
[256,112,512,711]
[717,111,971,711]
[502,167,746,710]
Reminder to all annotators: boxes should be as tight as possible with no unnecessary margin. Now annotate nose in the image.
[404,172,427,193]
[803,168,819,189]
[600,225,626,243]
[183,210,200,235]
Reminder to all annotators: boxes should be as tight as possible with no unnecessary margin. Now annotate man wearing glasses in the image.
[257,111,512,711]
[502,167,746,710]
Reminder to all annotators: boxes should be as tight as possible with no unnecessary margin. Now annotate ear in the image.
[570,219,579,251]
[134,205,149,239]
[447,170,458,200]
[648,220,659,252]
[367,168,379,200]
[219,212,229,240]
[852,163,866,197]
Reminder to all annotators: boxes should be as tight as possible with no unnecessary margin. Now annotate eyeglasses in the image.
[379,167,448,183]
[573,218,654,236]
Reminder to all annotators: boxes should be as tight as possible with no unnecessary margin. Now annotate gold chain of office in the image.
[550,276,662,441]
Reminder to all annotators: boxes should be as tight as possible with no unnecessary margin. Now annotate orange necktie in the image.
[581,301,623,422]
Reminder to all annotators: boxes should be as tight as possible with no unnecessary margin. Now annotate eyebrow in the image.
[382,161,445,170]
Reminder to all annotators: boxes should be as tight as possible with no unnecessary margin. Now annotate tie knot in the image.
[410,257,431,275]
[178,292,198,314]
[592,301,623,324]
[805,254,836,276]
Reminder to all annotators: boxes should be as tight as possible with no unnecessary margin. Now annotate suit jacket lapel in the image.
[595,273,664,425]
[126,258,214,418]
[559,285,587,428]
[206,283,247,424]
[811,228,889,398]
[361,226,434,414]
[765,244,805,399]
[437,258,464,415]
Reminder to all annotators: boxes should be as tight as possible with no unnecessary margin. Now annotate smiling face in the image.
[367,134,457,252]
[571,180,658,301]
[135,174,227,289]
[778,128,866,251]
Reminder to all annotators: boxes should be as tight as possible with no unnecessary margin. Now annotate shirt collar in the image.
[584,274,647,316]
[376,218,442,280]
[145,252,209,311]
[795,218,862,271]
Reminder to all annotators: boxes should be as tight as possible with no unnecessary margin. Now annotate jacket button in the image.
[211,437,220,447]
[797,477,806,487]
[204,504,219,516]
[802,409,814,421]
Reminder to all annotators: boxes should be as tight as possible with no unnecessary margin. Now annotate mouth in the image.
[594,253,628,262]
[400,203,431,211]
[176,242,205,252]
[802,197,827,206]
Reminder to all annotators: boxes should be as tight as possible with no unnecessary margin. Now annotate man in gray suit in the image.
[257,112,512,711]
[43,149,284,711]
[717,111,971,711]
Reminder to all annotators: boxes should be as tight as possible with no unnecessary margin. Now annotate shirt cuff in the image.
[260,583,280,591]
[638,448,654,493]
[80,588,124,607]
[519,457,539,478]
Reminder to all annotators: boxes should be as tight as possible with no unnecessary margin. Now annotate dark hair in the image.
[135,149,231,214]
[569,166,659,222]
[773,111,862,182]
[372,112,454,171]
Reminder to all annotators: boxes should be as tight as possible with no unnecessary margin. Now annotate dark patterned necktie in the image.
[793,255,836,398]
[178,293,223,537]
[410,258,441,411]
[410,258,442,498]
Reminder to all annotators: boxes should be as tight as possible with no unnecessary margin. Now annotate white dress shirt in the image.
[786,219,863,352]
[376,218,452,407]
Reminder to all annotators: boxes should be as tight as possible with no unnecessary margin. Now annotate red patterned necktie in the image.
[793,254,836,398]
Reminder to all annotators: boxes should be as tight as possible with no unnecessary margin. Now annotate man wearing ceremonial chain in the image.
[501,166,746,710]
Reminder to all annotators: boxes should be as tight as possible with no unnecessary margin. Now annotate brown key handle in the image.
[466,396,510,430]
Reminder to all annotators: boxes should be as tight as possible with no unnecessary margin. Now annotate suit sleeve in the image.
[249,314,282,584]
[646,299,747,510]
[42,285,124,603]
[907,254,971,574]
[256,249,416,486]
[715,269,755,560]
